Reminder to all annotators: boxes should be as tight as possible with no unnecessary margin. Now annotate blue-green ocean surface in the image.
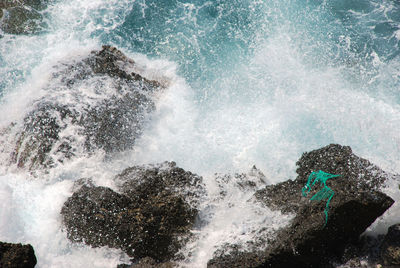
[0,0,400,267]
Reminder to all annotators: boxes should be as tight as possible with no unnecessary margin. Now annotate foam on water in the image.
[1,0,400,267]
[178,171,293,267]
[0,0,137,266]
[0,172,132,267]
[131,29,400,179]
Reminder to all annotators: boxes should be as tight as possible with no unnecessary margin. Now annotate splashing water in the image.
[1,0,400,267]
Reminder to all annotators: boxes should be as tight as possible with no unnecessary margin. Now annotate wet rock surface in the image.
[381,223,400,266]
[0,0,48,34]
[11,103,76,169]
[8,45,163,170]
[61,162,205,263]
[334,224,400,268]
[117,257,175,268]
[0,241,37,268]
[333,234,385,268]
[208,144,395,268]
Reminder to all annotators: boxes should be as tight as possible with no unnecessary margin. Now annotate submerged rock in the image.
[0,0,48,34]
[8,45,164,170]
[0,241,37,268]
[208,144,395,268]
[61,162,205,262]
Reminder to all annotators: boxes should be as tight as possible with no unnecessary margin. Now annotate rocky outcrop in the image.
[0,0,48,34]
[61,162,205,263]
[208,144,395,268]
[0,241,37,268]
[8,45,163,170]
[381,224,400,266]
[58,144,396,267]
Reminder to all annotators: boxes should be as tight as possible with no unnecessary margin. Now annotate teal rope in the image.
[302,170,340,227]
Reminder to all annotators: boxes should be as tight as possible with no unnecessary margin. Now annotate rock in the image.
[0,241,37,268]
[0,0,48,34]
[208,144,395,268]
[295,144,388,191]
[115,161,206,208]
[61,162,205,262]
[8,45,163,170]
[61,185,133,249]
[381,224,400,266]
[117,257,175,268]
[209,166,268,203]
[334,234,385,268]
[11,103,76,169]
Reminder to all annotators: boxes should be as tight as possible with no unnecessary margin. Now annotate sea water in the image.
[1,0,400,267]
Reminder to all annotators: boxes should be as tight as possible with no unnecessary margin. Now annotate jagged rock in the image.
[0,0,48,34]
[381,224,400,266]
[61,162,205,262]
[208,144,395,268]
[295,143,388,191]
[8,45,163,170]
[115,161,205,208]
[213,166,267,198]
[0,241,37,268]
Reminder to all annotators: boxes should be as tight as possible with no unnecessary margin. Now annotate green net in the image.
[302,170,341,227]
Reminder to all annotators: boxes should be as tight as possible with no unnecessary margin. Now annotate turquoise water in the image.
[107,0,400,96]
[1,0,400,267]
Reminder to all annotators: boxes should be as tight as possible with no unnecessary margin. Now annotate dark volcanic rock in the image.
[0,0,48,34]
[61,162,204,263]
[9,45,163,170]
[381,224,400,266]
[115,161,205,208]
[0,241,37,268]
[208,144,395,268]
[11,103,77,169]
[61,185,133,249]
[295,144,387,191]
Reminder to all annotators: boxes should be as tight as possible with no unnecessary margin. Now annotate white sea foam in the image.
[178,171,293,267]
[1,0,400,267]
[0,174,130,267]
[366,175,400,235]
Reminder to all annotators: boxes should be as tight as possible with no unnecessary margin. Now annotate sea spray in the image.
[1,0,400,267]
